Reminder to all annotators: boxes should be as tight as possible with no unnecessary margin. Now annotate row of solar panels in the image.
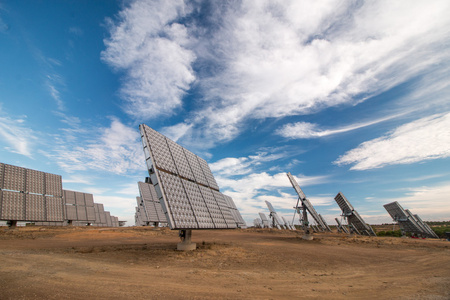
[0,162,119,227]
[384,201,438,238]
[139,124,247,230]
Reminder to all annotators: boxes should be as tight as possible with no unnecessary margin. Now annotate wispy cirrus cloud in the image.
[0,108,36,157]
[276,114,402,139]
[335,112,450,170]
[101,0,196,119]
[46,118,145,175]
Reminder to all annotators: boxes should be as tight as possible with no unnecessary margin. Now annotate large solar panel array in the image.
[286,172,330,231]
[223,194,247,228]
[0,163,64,222]
[140,124,242,230]
[334,192,376,236]
[383,201,437,238]
[63,190,96,223]
[0,162,119,227]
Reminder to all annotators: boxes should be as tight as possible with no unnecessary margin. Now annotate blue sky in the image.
[1,0,449,226]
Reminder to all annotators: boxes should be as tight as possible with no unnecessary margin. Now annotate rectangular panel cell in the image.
[181,179,214,228]
[142,125,177,174]
[45,173,63,197]
[84,193,94,207]
[26,194,46,221]
[198,185,226,229]
[183,149,209,186]
[63,190,76,204]
[99,212,107,224]
[197,157,220,190]
[26,169,45,195]
[166,138,195,181]
[211,190,237,228]
[76,206,88,221]
[1,191,25,220]
[46,196,64,222]
[86,206,96,221]
[154,201,166,223]
[3,164,25,192]
[65,204,77,220]
[105,212,112,227]
[75,192,86,205]
[158,171,197,229]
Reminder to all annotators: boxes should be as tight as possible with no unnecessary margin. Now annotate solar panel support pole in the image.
[177,229,196,251]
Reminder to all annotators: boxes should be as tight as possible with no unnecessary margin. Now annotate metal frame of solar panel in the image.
[264,200,285,229]
[383,201,427,237]
[413,214,439,238]
[334,192,376,236]
[286,172,330,232]
[140,124,238,231]
[335,218,350,234]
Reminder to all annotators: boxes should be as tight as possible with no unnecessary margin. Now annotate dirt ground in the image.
[0,226,449,300]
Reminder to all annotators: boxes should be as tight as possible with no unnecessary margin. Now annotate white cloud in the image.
[101,0,196,119]
[276,114,402,139]
[335,112,450,170]
[0,109,36,157]
[102,1,450,147]
[47,118,145,175]
[210,152,285,176]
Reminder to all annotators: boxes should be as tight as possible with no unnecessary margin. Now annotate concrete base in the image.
[302,234,314,240]
[177,229,196,251]
[177,242,197,251]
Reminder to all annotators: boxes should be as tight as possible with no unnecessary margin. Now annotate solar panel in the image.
[138,181,167,224]
[413,214,439,238]
[46,196,64,221]
[3,164,25,192]
[335,218,350,234]
[0,163,4,189]
[25,194,45,221]
[259,212,270,228]
[264,200,285,229]
[45,173,63,197]
[334,192,376,236]
[281,216,294,230]
[26,169,45,195]
[286,172,330,232]
[383,201,425,236]
[1,191,25,220]
[254,218,263,228]
[139,124,239,230]
[223,194,247,228]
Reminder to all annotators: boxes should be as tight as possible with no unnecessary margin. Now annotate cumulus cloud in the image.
[47,118,145,175]
[276,114,401,139]
[335,112,450,170]
[101,0,196,119]
[0,109,36,157]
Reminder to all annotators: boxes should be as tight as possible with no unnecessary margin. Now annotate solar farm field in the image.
[0,226,449,299]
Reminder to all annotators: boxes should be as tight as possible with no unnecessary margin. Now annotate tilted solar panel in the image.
[259,212,270,228]
[287,173,329,231]
[335,192,376,236]
[384,201,424,235]
[265,200,285,229]
[140,124,239,230]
